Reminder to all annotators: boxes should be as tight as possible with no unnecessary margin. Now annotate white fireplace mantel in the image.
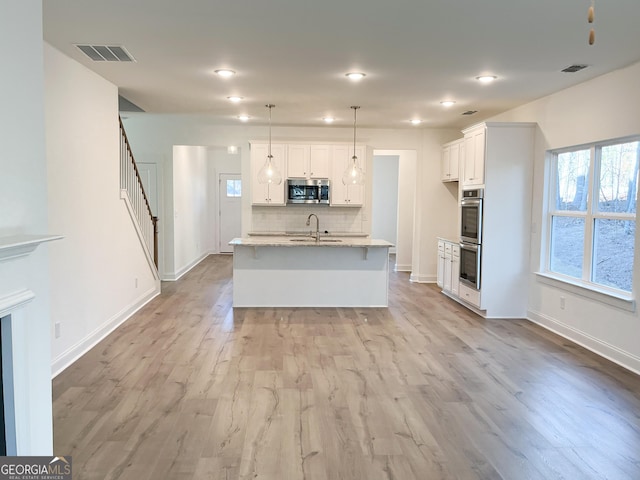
[0,234,63,263]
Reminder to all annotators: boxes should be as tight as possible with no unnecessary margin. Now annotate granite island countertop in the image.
[248,231,369,238]
[230,236,394,248]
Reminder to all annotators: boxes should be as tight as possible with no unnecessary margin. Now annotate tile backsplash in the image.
[252,206,364,234]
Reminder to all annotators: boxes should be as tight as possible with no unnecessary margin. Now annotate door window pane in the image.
[592,219,634,292]
[550,216,584,279]
[598,141,639,214]
[226,179,242,197]
[556,150,590,211]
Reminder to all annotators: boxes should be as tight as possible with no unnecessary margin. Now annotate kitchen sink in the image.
[288,238,342,243]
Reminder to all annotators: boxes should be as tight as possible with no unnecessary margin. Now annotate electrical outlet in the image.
[560,296,566,310]
[135,278,138,288]
[54,322,61,338]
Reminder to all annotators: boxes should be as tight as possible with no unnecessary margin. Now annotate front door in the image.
[219,174,242,253]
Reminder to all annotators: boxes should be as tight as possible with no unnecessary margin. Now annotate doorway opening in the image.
[219,174,242,253]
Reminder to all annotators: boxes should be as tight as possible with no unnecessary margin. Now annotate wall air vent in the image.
[75,45,136,62]
[462,110,478,116]
[561,64,588,73]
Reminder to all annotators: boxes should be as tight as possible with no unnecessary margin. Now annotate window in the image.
[226,179,242,197]
[546,138,639,294]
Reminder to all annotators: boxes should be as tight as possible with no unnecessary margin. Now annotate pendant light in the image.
[342,106,365,186]
[257,104,283,185]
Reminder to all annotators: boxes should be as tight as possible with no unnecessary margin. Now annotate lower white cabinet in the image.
[458,283,481,308]
[437,239,459,296]
[451,244,460,296]
[437,241,445,288]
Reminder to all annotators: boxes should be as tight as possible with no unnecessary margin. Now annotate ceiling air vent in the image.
[462,110,478,116]
[75,45,135,62]
[561,64,588,73]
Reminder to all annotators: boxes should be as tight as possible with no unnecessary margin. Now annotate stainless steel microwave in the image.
[287,179,330,204]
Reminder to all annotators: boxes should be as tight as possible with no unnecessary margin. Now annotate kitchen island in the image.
[229,236,394,307]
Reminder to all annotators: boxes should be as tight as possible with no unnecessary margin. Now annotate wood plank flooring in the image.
[52,255,640,479]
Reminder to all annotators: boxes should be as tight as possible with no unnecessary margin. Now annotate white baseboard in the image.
[527,309,640,375]
[394,264,412,272]
[163,252,209,282]
[409,273,436,283]
[51,284,160,378]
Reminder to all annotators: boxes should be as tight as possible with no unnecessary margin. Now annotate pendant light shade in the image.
[257,104,283,185]
[342,106,365,186]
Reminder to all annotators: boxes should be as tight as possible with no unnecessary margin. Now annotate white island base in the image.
[231,238,392,307]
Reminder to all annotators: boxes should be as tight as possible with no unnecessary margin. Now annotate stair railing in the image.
[119,117,159,268]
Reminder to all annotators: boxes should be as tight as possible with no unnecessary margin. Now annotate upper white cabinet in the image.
[441,138,462,182]
[330,145,365,206]
[462,126,486,187]
[287,144,331,179]
[250,143,286,205]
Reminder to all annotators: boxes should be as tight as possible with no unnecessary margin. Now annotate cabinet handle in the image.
[310,172,314,175]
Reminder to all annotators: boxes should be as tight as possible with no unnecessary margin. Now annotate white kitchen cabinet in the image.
[438,239,460,297]
[441,139,462,182]
[443,242,452,292]
[437,240,445,288]
[287,144,309,178]
[250,143,286,205]
[330,145,365,206]
[451,244,460,296]
[310,145,330,178]
[462,126,485,187]
[287,144,331,179]
[457,122,536,318]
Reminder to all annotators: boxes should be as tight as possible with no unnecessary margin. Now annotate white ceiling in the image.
[43,0,640,129]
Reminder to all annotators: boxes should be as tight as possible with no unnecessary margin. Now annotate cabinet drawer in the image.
[458,283,481,308]
[444,243,452,254]
[437,241,445,253]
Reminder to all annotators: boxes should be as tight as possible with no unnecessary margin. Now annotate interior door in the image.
[219,173,242,253]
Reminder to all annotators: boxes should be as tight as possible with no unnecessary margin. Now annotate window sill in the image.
[535,272,635,312]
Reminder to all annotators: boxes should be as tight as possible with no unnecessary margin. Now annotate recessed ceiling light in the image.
[215,69,235,77]
[345,72,366,81]
[227,96,243,102]
[440,100,456,107]
[238,115,250,122]
[476,75,497,83]
[410,119,422,125]
[323,117,335,123]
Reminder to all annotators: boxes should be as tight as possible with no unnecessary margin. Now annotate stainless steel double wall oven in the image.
[459,188,483,289]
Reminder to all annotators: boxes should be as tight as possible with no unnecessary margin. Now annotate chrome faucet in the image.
[306,214,320,242]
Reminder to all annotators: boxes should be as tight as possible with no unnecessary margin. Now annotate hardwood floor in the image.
[53,255,640,479]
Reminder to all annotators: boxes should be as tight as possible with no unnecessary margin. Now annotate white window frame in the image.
[538,136,639,310]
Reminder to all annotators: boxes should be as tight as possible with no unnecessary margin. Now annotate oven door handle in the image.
[459,242,479,252]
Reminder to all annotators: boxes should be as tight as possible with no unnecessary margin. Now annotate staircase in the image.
[119,117,159,273]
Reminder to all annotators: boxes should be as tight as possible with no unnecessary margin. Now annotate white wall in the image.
[122,116,460,281]
[372,155,399,252]
[172,145,209,278]
[411,130,461,283]
[0,0,53,454]
[44,44,159,375]
[489,61,640,373]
